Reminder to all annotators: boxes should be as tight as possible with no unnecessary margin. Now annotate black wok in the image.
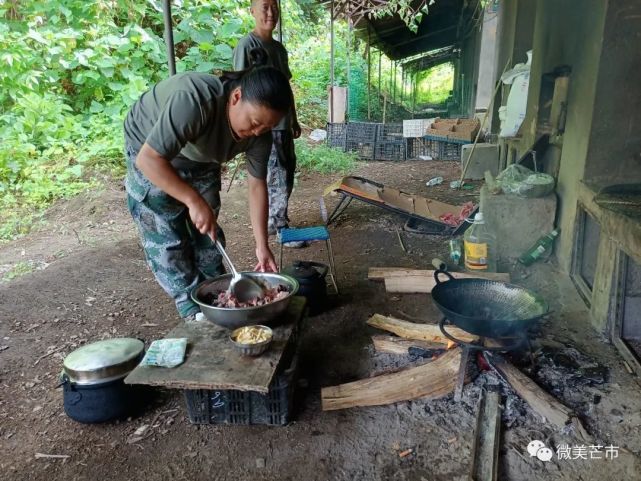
[431,270,549,337]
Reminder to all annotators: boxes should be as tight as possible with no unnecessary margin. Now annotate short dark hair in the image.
[221,48,293,114]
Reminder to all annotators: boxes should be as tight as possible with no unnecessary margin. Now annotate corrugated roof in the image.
[321,0,480,62]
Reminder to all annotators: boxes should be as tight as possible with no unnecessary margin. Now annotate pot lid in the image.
[63,338,144,384]
[283,261,325,280]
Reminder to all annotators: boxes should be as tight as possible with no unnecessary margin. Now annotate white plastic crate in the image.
[403,119,434,138]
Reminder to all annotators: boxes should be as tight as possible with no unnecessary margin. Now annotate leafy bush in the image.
[0,0,388,241]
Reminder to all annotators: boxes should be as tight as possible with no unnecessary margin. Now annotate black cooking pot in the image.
[431,270,549,337]
[282,261,328,315]
[60,338,148,423]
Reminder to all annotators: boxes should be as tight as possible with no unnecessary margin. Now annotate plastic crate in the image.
[374,141,406,161]
[326,122,346,150]
[345,122,378,143]
[439,141,463,161]
[183,353,298,425]
[407,138,439,160]
[377,123,403,142]
[345,140,376,160]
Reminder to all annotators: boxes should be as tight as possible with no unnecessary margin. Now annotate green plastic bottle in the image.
[464,212,497,272]
[518,228,560,266]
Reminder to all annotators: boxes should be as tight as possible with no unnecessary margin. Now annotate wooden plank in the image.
[321,348,462,410]
[384,271,511,294]
[489,355,590,440]
[470,388,501,481]
[371,335,443,355]
[367,314,478,344]
[368,267,510,284]
[124,297,306,393]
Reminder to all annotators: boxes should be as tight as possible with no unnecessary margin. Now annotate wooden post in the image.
[161,0,176,76]
[412,70,417,118]
[367,30,371,120]
[400,66,404,106]
[393,60,397,104]
[378,50,382,111]
[329,0,335,123]
[346,18,351,120]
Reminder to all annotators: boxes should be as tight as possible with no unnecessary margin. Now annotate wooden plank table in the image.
[125,296,306,393]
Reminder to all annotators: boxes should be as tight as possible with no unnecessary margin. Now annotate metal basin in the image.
[191,272,299,329]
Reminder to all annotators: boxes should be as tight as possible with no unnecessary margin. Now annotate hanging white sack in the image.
[499,51,532,138]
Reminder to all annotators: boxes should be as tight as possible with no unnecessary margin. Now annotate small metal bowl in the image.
[229,325,273,357]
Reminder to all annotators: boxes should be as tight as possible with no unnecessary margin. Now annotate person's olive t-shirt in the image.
[123,72,271,179]
[232,33,292,131]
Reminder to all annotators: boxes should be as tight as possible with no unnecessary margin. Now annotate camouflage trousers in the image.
[124,145,225,318]
[267,130,296,234]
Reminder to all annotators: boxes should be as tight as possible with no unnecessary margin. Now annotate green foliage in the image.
[295,140,356,174]
[418,62,454,105]
[0,0,437,240]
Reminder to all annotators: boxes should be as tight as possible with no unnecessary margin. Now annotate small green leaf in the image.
[214,43,232,58]
[195,61,215,72]
[67,164,83,177]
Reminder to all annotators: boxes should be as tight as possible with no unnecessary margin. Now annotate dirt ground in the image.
[1,160,640,481]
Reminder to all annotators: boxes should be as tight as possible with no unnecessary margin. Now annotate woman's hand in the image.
[292,121,302,139]
[254,244,277,272]
[187,195,218,241]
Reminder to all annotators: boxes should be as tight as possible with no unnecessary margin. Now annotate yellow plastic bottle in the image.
[464,212,497,272]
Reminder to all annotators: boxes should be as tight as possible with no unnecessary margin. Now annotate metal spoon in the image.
[215,240,265,303]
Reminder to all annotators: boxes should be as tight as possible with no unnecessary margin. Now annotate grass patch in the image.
[295,140,357,174]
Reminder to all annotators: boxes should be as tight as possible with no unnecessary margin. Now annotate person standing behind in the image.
[233,0,304,247]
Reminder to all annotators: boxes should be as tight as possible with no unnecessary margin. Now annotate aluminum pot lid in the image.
[63,338,144,375]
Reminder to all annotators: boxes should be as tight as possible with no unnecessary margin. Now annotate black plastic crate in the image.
[346,122,378,143]
[439,141,463,161]
[374,141,406,161]
[326,122,346,150]
[377,123,403,142]
[407,138,439,160]
[345,139,376,160]
[183,353,298,425]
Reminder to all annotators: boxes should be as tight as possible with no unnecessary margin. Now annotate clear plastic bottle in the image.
[464,212,497,272]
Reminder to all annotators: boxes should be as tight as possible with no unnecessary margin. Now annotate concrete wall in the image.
[475,6,499,112]
[458,15,483,117]
[512,0,608,273]
[584,0,641,184]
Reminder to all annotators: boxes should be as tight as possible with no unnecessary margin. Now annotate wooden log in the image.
[383,271,510,294]
[489,355,590,440]
[368,267,510,284]
[371,335,443,355]
[470,388,501,481]
[367,314,478,344]
[321,348,462,410]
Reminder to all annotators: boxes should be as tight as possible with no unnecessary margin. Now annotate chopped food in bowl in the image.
[230,325,273,356]
[204,283,289,308]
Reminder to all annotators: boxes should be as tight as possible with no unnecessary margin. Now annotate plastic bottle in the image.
[449,238,462,265]
[464,212,497,272]
[518,228,560,266]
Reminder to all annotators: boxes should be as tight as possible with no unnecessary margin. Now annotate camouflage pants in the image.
[267,130,296,234]
[124,145,225,318]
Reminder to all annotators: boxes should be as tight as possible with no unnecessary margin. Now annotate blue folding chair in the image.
[278,223,339,294]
